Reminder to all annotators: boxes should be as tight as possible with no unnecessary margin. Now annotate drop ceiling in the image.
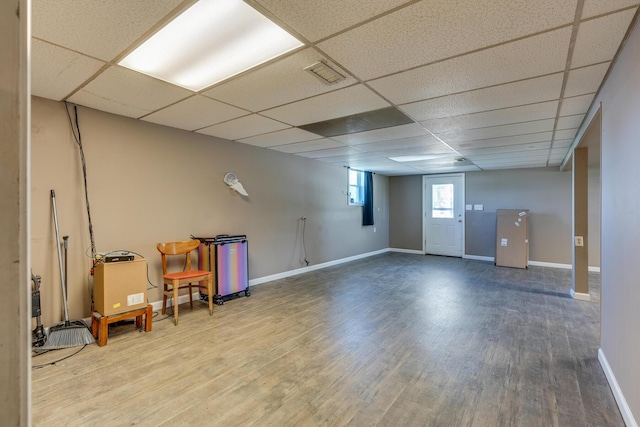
[31,0,639,176]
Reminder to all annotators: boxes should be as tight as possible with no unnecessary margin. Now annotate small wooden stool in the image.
[91,305,153,346]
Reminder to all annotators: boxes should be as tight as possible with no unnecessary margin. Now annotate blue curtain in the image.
[362,171,374,226]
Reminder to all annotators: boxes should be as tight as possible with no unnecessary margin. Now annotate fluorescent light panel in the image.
[119,0,303,91]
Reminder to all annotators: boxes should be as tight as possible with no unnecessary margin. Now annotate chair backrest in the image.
[156,240,201,275]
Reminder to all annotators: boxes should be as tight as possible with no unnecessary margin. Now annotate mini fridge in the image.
[194,235,250,305]
[495,210,529,269]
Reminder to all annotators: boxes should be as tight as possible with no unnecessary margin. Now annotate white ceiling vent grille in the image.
[304,60,346,84]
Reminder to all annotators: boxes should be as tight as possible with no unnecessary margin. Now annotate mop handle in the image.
[51,190,70,323]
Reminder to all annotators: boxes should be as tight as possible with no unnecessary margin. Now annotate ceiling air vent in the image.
[304,60,346,84]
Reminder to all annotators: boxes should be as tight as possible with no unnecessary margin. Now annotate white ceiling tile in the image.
[296,146,362,158]
[414,165,482,174]
[202,48,356,112]
[450,132,554,150]
[141,95,249,131]
[557,114,585,130]
[67,66,192,118]
[552,139,574,148]
[332,123,429,145]
[369,27,571,104]
[400,73,564,122]
[550,147,570,156]
[564,63,610,97]
[261,85,389,126]
[457,141,551,156]
[238,128,320,148]
[315,152,388,163]
[31,40,105,101]
[369,165,427,176]
[421,101,559,134]
[467,148,551,161]
[318,0,577,80]
[253,0,409,42]
[554,129,578,140]
[582,1,638,19]
[197,114,290,140]
[437,119,555,143]
[271,138,346,154]
[559,94,595,116]
[378,148,457,160]
[572,9,637,68]
[347,158,406,169]
[32,0,184,61]
[355,135,445,152]
[480,161,548,170]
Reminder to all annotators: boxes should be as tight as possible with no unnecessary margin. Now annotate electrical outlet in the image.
[574,236,584,247]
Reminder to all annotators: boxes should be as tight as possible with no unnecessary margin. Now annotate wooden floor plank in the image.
[32,254,623,426]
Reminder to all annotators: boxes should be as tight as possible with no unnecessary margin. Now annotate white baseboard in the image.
[389,248,423,255]
[463,255,494,262]
[570,289,591,301]
[599,348,638,427]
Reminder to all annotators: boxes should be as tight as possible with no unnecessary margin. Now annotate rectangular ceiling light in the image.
[119,0,303,91]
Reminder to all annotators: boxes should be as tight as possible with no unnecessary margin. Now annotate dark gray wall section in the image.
[389,175,423,250]
[390,168,580,264]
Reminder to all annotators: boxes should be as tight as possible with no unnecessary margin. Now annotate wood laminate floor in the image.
[31,254,622,426]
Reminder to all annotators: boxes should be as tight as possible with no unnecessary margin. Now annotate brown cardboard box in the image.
[495,209,529,269]
[94,258,147,315]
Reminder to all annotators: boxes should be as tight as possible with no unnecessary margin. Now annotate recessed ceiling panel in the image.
[253,0,410,42]
[582,1,638,19]
[564,63,610,97]
[261,84,389,126]
[318,0,577,80]
[197,114,290,140]
[368,27,571,105]
[572,9,637,68]
[141,95,249,131]
[436,119,555,143]
[203,48,356,112]
[32,0,184,61]
[400,74,564,122]
[271,138,346,154]
[31,40,105,101]
[300,109,415,138]
[238,128,321,147]
[67,66,192,118]
[421,101,559,134]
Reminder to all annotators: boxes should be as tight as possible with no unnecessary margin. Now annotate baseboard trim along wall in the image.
[389,248,423,255]
[462,255,601,272]
[599,348,638,427]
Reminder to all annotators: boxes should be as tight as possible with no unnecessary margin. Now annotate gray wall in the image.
[389,168,584,265]
[389,175,423,250]
[465,168,572,263]
[31,97,389,326]
[590,14,640,424]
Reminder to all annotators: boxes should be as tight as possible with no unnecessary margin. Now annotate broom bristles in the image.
[41,320,95,350]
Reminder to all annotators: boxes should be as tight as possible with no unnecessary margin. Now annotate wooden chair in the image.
[157,240,213,325]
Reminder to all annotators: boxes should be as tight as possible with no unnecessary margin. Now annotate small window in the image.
[348,168,364,206]
[432,183,454,218]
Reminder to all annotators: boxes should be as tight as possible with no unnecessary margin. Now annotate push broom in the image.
[42,189,95,349]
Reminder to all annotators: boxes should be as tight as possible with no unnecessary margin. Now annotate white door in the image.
[423,174,465,257]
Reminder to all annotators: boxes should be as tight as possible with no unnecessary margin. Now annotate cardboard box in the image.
[495,209,529,269]
[94,258,147,315]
